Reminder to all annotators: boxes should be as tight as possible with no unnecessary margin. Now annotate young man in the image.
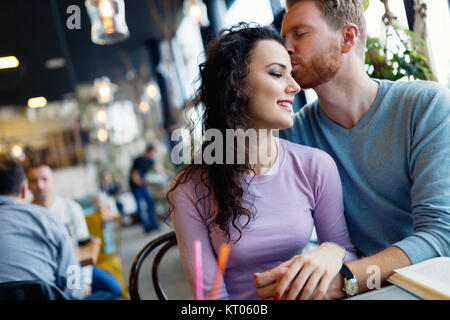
[0,160,84,299]
[254,0,450,300]
[129,145,169,232]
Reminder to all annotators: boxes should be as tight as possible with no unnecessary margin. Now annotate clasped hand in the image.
[254,242,346,300]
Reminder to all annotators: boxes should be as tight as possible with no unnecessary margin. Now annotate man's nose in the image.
[285,39,294,55]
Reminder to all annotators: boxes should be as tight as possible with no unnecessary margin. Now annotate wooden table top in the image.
[76,237,102,267]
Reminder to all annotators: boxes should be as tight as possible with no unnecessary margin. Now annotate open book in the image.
[387,257,450,300]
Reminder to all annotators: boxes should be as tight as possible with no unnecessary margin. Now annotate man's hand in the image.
[84,284,92,297]
[255,243,346,300]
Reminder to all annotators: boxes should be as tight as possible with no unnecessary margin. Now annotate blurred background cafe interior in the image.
[0,0,448,300]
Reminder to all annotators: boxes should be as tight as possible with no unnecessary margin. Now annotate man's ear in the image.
[341,23,359,54]
[20,183,27,200]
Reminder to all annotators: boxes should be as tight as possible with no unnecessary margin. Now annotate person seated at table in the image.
[254,0,450,301]
[168,23,357,300]
[27,163,122,300]
[0,160,84,299]
[99,170,125,217]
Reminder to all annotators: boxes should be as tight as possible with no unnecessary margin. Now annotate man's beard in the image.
[34,193,50,206]
[293,42,342,89]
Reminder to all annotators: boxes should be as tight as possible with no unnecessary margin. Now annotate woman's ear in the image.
[341,23,359,54]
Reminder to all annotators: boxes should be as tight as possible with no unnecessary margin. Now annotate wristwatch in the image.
[340,264,359,297]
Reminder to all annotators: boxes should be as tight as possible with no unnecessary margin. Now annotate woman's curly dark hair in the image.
[167,23,286,242]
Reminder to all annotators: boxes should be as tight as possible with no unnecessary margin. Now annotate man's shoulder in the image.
[132,156,144,167]
[54,196,83,213]
[291,100,319,122]
[380,79,449,102]
[280,101,320,144]
[380,79,450,122]
[12,201,54,218]
[3,201,66,234]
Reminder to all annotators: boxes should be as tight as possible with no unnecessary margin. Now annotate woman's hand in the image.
[273,242,346,300]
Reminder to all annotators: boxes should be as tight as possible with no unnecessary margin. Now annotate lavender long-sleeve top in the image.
[170,138,357,300]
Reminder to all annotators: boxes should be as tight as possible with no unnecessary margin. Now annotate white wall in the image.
[52,164,98,199]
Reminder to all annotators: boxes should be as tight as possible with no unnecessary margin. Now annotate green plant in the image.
[365,24,433,81]
[363,0,433,81]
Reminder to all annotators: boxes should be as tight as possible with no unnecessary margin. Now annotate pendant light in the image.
[85,0,130,45]
[184,0,210,27]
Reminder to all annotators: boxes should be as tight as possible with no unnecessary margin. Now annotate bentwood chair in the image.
[129,231,177,300]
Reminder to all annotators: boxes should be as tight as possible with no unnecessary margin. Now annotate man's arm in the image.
[254,245,412,300]
[154,163,170,178]
[325,246,411,299]
[131,170,146,187]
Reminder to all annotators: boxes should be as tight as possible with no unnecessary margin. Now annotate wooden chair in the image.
[129,231,177,300]
[85,210,129,299]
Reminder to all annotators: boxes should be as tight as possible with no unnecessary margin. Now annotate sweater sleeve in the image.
[393,83,450,264]
[311,150,358,263]
[169,179,230,300]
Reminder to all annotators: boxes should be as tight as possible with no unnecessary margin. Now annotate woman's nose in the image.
[287,79,301,94]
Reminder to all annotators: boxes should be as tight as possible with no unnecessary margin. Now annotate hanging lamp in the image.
[85,0,130,45]
[93,76,117,104]
[184,0,210,27]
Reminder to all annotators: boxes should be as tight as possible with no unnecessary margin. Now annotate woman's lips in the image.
[277,100,293,113]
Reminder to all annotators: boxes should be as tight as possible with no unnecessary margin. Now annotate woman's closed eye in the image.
[269,71,283,78]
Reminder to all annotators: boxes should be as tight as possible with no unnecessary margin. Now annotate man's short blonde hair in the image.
[286,0,367,56]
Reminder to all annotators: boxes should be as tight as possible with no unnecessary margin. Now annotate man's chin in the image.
[295,76,334,90]
[293,74,315,90]
[294,79,314,90]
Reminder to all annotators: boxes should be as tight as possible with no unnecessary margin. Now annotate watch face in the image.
[345,278,359,296]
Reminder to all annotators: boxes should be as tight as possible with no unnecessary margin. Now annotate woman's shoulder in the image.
[169,166,211,200]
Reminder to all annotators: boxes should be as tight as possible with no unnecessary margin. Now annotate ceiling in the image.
[0,0,235,108]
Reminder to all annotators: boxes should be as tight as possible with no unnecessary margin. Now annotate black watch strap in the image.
[340,264,354,280]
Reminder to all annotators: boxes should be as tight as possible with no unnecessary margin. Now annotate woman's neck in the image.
[248,129,278,176]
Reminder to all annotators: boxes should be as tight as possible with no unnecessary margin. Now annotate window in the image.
[426,0,450,85]
[222,0,274,28]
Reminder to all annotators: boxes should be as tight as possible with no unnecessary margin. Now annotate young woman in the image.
[168,23,357,300]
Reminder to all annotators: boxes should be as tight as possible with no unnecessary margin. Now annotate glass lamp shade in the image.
[94,76,117,104]
[85,0,130,45]
[184,0,210,27]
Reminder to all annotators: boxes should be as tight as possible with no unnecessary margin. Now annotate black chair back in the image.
[0,280,69,300]
[129,231,177,300]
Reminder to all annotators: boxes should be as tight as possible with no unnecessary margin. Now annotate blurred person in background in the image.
[129,145,169,233]
[27,163,122,300]
[99,170,124,216]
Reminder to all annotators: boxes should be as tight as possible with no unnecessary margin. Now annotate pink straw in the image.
[193,240,203,300]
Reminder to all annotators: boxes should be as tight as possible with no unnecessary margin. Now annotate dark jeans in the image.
[131,186,158,232]
[92,266,122,298]
[83,266,122,300]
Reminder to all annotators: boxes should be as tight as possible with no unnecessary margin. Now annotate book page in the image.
[393,257,450,296]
